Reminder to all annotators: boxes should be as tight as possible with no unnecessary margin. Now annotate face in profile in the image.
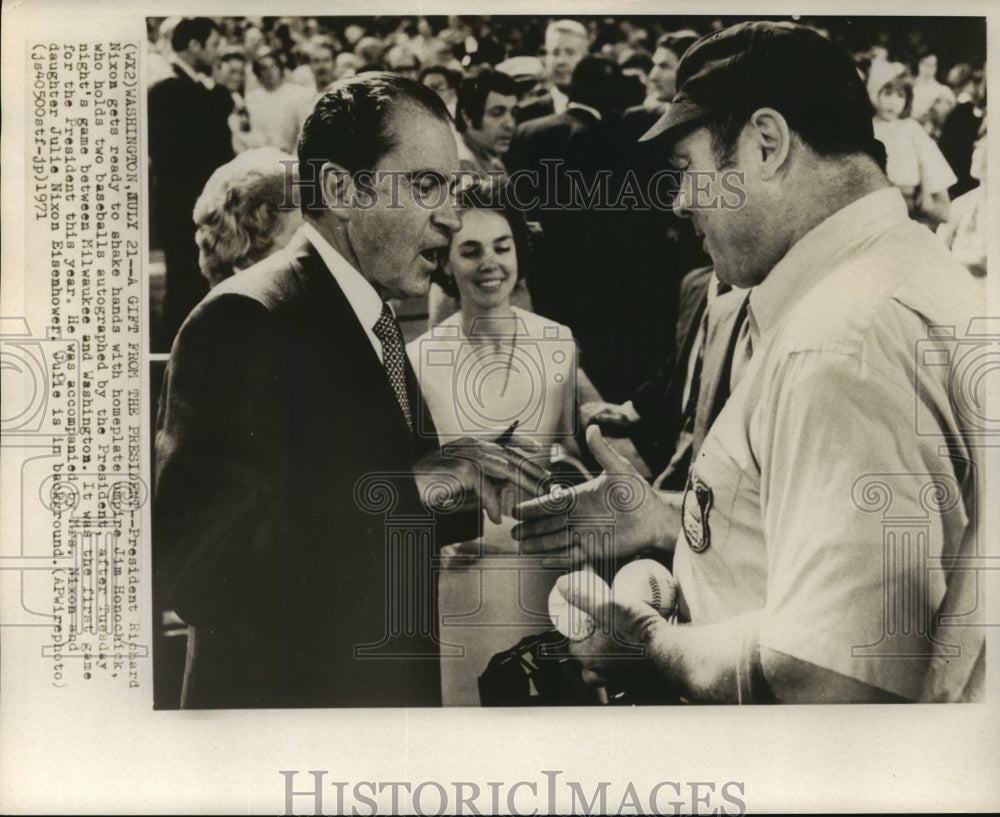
[445,208,519,312]
[194,29,222,74]
[648,46,681,102]
[671,126,768,289]
[345,104,463,300]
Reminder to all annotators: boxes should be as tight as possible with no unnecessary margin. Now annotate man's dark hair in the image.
[568,55,623,115]
[297,73,452,215]
[455,69,519,132]
[620,52,653,74]
[218,46,246,66]
[655,30,700,60]
[171,17,220,54]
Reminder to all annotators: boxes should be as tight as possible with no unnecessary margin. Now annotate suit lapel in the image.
[285,236,419,451]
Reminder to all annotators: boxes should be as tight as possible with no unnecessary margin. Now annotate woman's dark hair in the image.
[433,177,531,299]
[876,73,915,120]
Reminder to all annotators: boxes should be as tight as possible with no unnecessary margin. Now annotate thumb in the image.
[556,569,611,616]
[586,424,636,475]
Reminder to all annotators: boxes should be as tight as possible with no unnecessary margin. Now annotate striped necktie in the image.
[372,303,413,433]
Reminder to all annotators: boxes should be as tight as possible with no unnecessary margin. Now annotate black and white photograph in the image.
[146,11,987,711]
[1,1,998,813]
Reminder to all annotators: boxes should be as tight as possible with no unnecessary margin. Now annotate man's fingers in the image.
[499,483,518,518]
[512,509,566,539]
[518,528,570,554]
[586,424,637,474]
[513,483,577,520]
[555,568,611,616]
[481,486,502,525]
[443,439,550,488]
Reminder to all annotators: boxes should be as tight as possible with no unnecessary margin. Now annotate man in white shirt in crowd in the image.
[245,48,313,153]
[517,19,590,122]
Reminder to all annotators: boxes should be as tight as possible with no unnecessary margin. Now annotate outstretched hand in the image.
[513,425,682,563]
[413,435,550,524]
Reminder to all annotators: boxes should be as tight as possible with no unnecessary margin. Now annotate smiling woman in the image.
[405,180,599,704]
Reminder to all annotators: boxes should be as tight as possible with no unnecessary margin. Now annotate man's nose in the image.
[432,199,463,233]
[672,180,691,218]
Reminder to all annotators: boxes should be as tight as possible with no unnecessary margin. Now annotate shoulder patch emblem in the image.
[682,471,713,553]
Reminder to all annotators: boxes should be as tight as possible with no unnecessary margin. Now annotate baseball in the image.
[548,569,611,641]
[612,559,678,618]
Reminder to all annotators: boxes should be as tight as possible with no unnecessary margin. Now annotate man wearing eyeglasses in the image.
[153,73,544,708]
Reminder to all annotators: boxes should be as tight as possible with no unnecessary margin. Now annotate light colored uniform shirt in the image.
[674,187,984,700]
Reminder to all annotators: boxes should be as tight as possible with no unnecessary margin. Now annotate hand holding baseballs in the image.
[549,559,678,689]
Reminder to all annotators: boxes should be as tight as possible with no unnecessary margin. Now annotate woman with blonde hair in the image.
[192,147,302,287]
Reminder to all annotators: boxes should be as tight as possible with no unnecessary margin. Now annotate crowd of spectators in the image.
[147,14,987,375]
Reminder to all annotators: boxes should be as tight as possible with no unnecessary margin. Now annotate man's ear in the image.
[746,108,791,180]
[320,162,353,221]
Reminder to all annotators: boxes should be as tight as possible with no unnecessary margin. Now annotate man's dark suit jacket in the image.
[154,233,471,708]
[506,106,649,401]
[148,64,234,351]
[515,93,556,124]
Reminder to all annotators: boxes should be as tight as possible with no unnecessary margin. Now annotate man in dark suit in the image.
[153,74,543,708]
[507,56,647,401]
[148,17,235,352]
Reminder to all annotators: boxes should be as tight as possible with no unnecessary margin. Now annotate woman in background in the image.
[192,147,302,287]
[407,182,603,705]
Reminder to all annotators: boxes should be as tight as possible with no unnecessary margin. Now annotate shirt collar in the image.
[567,101,602,121]
[748,187,909,343]
[550,86,569,114]
[172,55,214,89]
[301,222,386,331]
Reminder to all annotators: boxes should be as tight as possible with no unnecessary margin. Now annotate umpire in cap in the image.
[537,21,984,703]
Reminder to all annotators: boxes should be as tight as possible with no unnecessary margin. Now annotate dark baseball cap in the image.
[640,21,877,151]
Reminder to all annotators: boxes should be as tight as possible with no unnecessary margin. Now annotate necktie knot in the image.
[373,304,413,433]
